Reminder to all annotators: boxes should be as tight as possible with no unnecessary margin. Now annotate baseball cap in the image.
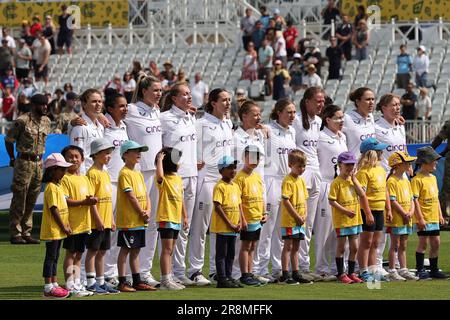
[30,93,48,105]
[218,155,238,171]
[337,151,357,164]
[66,91,79,100]
[273,8,280,15]
[360,137,388,153]
[90,138,115,157]
[120,140,149,157]
[388,151,417,168]
[236,88,246,95]
[417,45,426,52]
[44,153,72,169]
[416,146,442,165]
[293,53,302,59]
[275,59,282,65]
[19,38,26,44]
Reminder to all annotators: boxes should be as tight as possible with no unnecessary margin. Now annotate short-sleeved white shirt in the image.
[375,116,407,172]
[292,114,321,170]
[103,113,129,182]
[342,110,376,158]
[233,126,266,179]
[190,81,209,109]
[318,127,348,182]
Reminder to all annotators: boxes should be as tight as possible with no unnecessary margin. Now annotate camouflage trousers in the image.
[9,159,43,238]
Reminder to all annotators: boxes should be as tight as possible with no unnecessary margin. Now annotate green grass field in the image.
[1,212,449,300]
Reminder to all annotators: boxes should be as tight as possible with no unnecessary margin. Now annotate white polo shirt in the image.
[233,126,266,179]
[264,120,297,177]
[318,127,348,182]
[103,113,129,182]
[292,113,321,170]
[124,101,162,172]
[160,105,198,178]
[69,113,104,174]
[342,110,376,158]
[190,80,209,109]
[196,112,234,182]
[375,116,407,172]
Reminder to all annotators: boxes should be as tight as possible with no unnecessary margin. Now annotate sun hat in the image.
[293,53,302,59]
[337,151,357,164]
[218,155,238,171]
[90,138,115,157]
[388,151,417,168]
[415,146,442,165]
[417,45,426,52]
[120,140,149,157]
[360,137,388,153]
[44,153,72,169]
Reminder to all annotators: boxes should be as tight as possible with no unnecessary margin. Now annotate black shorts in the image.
[57,32,72,48]
[15,68,29,80]
[240,228,261,241]
[417,230,440,237]
[158,228,179,240]
[86,229,111,251]
[34,64,48,78]
[117,230,145,249]
[282,233,304,240]
[361,210,384,232]
[63,233,88,253]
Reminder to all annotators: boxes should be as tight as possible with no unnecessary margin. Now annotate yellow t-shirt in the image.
[61,173,93,235]
[411,172,440,224]
[328,176,363,229]
[234,170,264,224]
[86,166,113,230]
[156,174,184,224]
[356,165,387,211]
[40,182,69,241]
[386,175,413,227]
[116,166,148,229]
[211,180,241,234]
[280,174,309,228]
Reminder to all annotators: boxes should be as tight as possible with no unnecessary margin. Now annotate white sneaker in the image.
[71,285,94,297]
[173,275,194,286]
[191,273,211,286]
[142,273,160,287]
[160,280,183,291]
[378,268,390,277]
[398,268,419,281]
[320,273,338,282]
[301,271,323,282]
[387,269,406,281]
[254,274,270,284]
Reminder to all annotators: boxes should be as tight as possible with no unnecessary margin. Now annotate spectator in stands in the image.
[272,8,286,30]
[265,18,277,44]
[241,8,257,51]
[416,87,432,120]
[272,59,291,101]
[413,45,431,88]
[1,68,19,93]
[259,5,271,30]
[303,40,322,76]
[1,86,15,122]
[354,5,368,27]
[352,19,369,61]
[336,14,353,61]
[31,30,43,73]
[283,20,299,59]
[20,20,34,47]
[176,69,188,84]
[149,60,161,79]
[54,91,80,134]
[43,15,56,55]
[191,73,209,109]
[396,44,413,89]
[274,31,288,67]
[16,92,31,116]
[104,74,123,93]
[322,0,340,40]
[123,72,136,103]
[231,88,247,123]
[30,15,43,38]
[0,27,16,50]
[258,38,274,96]
[242,42,258,82]
[289,53,303,93]
[251,20,265,52]
[400,82,418,121]
[15,39,32,81]
[63,82,73,100]
[0,39,14,76]
[161,61,176,86]
[18,77,37,98]
[57,4,74,55]
[34,33,51,85]
[326,36,342,80]
[303,64,322,88]
[131,60,143,81]
[48,88,66,122]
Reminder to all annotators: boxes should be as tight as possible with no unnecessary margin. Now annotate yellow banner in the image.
[341,0,447,22]
[0,0,129,27]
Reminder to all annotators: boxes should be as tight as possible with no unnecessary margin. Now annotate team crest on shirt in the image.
[231,194,238,204]
[105,184,112,193]
[252,185,258,194]
[80,186,88,196]
[138,184,144,192]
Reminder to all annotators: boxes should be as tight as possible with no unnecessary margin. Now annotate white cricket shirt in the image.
[292,113,321,170]
[375,116,407,172]
[318,127,348,182]
[342,110,376,158]
[103,113,129,182]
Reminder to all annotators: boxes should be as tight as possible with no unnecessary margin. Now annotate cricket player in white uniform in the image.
[188,88,234,285]
[293,87,324,282]
[255,98,296,282]
[315,105,348,280]
[160,83,198,285]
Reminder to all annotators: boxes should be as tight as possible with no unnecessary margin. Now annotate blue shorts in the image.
[386,225,413,235]
[281,226,305,240]
[413,223,440,232]
[335,225,362,237]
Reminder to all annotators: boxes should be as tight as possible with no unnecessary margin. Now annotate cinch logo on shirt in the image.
[386,144,406,152]
[113,139,126,147]
[359,133,375,141]
[215,139,233,148]
[302,139,318,147]
[331,156,338,164]
[145,125,162,133]
[180,133,196,142]
[277,147,295,154]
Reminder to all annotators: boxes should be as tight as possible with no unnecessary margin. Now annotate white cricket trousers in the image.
[188,178,217,277]
[104,182,120,278]
[253,175,283,277]
[172,176,197,278]
[299,169,322,272]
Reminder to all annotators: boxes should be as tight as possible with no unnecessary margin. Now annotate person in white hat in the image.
[289,53,303,93]
[15,37,32,81]
[413,45,431,88]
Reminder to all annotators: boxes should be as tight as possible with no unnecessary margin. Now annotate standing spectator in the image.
[15,39,32,81]
[303,41,322,76]
[272,60,291,101]
[161,61,176,86]
[131,60,143,81]
[251,21,265,52]
[259,6,271,30]
[354,5,368,27]
[0,39,14,76]
[63,82,73,99]
[335,14,353,61]
[322,0,340,40]
[303,64,322,88]
[326,36,343,80]
[283,20,299,59]
[274,31,288,67]
[104,74,123,93]
[17,77,37,99]
[47,88,65,122]
[241,8,256,51]
[258,38,274,96]
[230,88,246,124]
[43,15,56,55]
[400,82,418,121]
[416,87,432,120]
[21,21,35,47]
[396,44,413,89]
[353,19,369,61]
[54,91,80,134]
[190,72,209,109]
[149,60,160,79]
[34,33,51,85]
[272,8,286,30]
[30,16,43,38]
[413,46,431,88]
[0,27,16,50]
[123,72,136,103]
[265,18,277,44]
[1,86,15,121]
[241,42,258,82]
[289,53,303,93]
[57,4,74,55]
[176,69,188,84]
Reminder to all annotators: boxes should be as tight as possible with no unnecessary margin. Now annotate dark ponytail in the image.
[204,88,228,114]
[299,86,323,130]
[334,164,339,179]
[320,104,342,130]
[386,168,395,181]
[269,98,294,121]
[348,87,372,109]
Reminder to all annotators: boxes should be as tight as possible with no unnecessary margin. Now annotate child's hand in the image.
[142,210,150,223]
[241,220,248,231]
[439,215,445,225]
[182,216,189,230]
[156,151,166,162]
[84,195,98,206]
[96,220,105,231]
[402,213,411,225]
[350,168,357,180]
[386,210,393,223]
[295,215,304,226]
[365,213,375,226]
[64,224,72,236]
[418,219,426,231]
[261,213,268,224]
[111,220,116,232]
[346,210,356,218]
[231,223,241,233]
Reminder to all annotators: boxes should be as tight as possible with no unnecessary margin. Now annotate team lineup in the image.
[7,77,448,298]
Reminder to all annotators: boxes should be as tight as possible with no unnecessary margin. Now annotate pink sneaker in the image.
[348,273,364,283]
[43,286,70,299]
[338,274,354,284]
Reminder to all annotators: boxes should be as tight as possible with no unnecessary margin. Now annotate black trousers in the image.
[215,234,237,280]
[42,240,62,278]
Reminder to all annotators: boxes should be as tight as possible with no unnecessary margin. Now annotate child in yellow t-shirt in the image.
[412,146,448,280]
[385,151,418,281]
[329,151,368,284]
[60,145,97,297]
[235,145,266,286]
[211,155,243,289]
[155,147,188,291]
[116,140,156,292]
[40,153,73,299]
[85,138,119,294]
[279,150,311,285]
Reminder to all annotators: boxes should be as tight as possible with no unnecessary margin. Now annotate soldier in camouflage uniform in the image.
[432,119,450,227]
[5,94,51,244]
[53,91,80,134]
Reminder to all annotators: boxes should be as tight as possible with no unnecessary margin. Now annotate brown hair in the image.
[80,88,102,105]
[299,86,324,130]
[349,87,372,109]
[238,100,259,121]
[288,149,307,166]
[161,82,189,112]
[321,104,342,130]
[204,88,228,114]
[132,74,160,103]
[376,93,399,113]
[269,97,294,121]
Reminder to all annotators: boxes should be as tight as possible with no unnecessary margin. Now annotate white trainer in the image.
[321,273,338,282]
[398,268,419,281]
[254,274,270,284]
[387,269,406,281]
[378,268,390,277]
[71,285,94,297]
[173,275,194,286]
[160,280,183,291]
[191,274,211,286]
[142,273,160,287]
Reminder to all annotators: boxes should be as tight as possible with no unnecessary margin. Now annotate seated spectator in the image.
[251,20,265,52]
[272,59,291,101]
[1,86,16,121]
[123,72,136,103]
[303,40,322,76]
[1,68,19,93]
[400,82,418,120]
[272,8,286,30]
[30,15,43,38]
[149,60,160,78]
[274,31,288,67]
[396,44,413,89]
[289,53,303,93]
[242,42,258,81]
[104,74,123,93]
[326,36,343,80]
[336,14,353,61]
[416,87,432,120]
[283,20,299,59]
[353,19,369,61]
[303,64,322,88]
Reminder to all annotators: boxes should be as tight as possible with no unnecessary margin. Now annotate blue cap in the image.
[218,155,238,171]
[120,140,149,157]
[360,137,388,153]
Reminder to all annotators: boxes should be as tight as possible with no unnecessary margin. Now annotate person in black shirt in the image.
[336,14,353,61]
[57,4,74,54]
[326,37,342,80]
[303,41,322,77]
[400,82,418,120]
[322,0,340,40]
[354,5,368,27]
